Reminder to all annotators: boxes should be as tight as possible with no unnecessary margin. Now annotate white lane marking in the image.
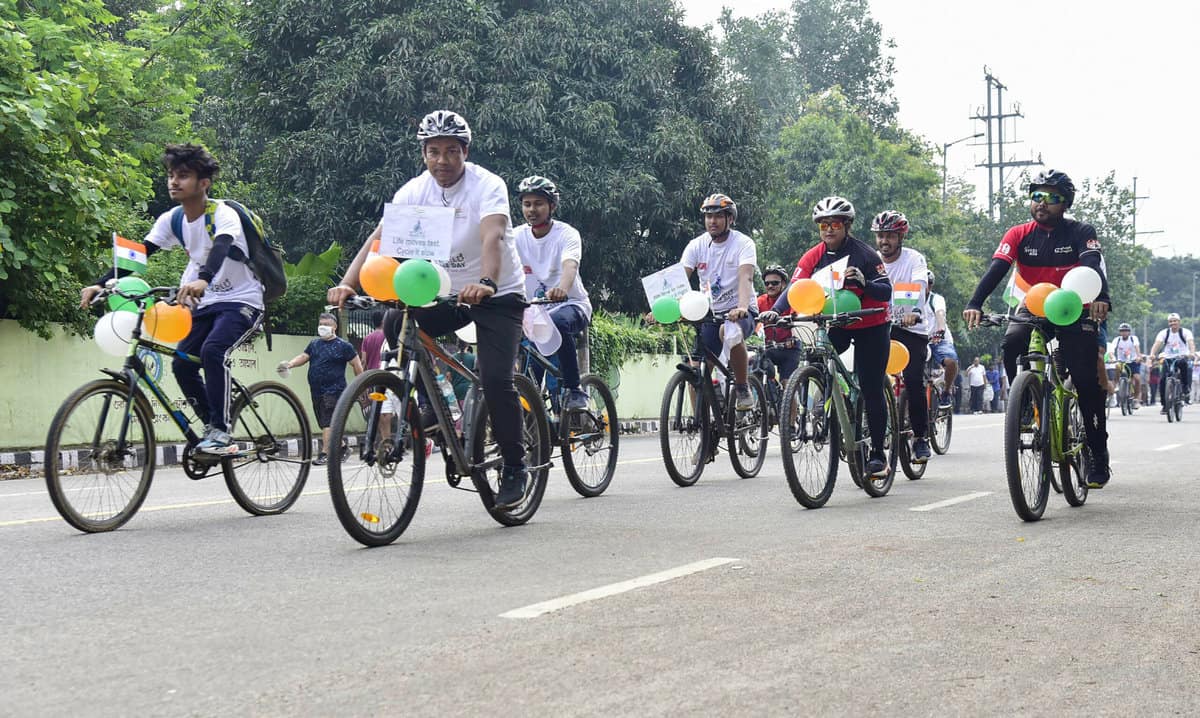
[1154,443,1183,452]
[910,491,993,512]
[500,557,739,619]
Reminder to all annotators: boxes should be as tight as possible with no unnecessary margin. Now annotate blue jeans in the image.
[174,302,262,432]
[535,305,590,393]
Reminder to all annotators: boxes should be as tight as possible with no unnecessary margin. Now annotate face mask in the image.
[317,326,334,338]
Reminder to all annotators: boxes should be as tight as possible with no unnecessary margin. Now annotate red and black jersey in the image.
[774,236,891,329]
[757,293,793,342]
[994,219,1107,297]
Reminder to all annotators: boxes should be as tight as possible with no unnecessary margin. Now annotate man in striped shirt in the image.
[873,210,932,463]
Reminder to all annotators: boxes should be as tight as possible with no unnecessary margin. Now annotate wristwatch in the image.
[478,277,498,292]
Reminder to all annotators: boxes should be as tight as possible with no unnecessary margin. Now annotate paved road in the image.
[3,409,1199,716]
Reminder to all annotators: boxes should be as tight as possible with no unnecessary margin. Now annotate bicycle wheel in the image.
[729,374,770,478]
[780,366,839,509]
[472,374,552,526]
[1058,393,1090,508]
[897,389,927,481]
[44,380,156,533]
[1004,371,1050,521]
[1173,376,1184,422]
[1117,376,1130,417]
[659,369,710,487]
[929,402,953,455]
[560,374,619,497]
[327,370,424,547]
[860,386,898,498]
[1165,377,1178,423]
[223,381,311,516]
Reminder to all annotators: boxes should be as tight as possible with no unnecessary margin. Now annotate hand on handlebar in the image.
[758,310,779,324]
[327,284,357,309]
[79,285,104,309]
[962,308,982,330]
[176,279,208,308]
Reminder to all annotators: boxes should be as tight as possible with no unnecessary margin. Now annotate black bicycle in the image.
[1158,356,1187,423]
[658,311,770,486]
[45,285,311,533]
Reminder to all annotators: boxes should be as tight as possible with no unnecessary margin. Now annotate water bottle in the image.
[435,369,462,422]
[461,386,479,441]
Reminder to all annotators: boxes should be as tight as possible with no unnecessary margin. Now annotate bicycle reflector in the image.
[368,392,387,402]
[360,513,381,524]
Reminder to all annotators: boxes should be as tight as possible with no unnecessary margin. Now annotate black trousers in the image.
[828,322,891,455]
[385,294,528,467]
[891,327,929,438]
[1001,307,1108,464]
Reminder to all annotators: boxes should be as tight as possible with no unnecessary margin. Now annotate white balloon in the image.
[94,312,139,357]
[1061,266,1102,304]
[435,262,452,297]
[455,322,477,345]
[678,290,710,322]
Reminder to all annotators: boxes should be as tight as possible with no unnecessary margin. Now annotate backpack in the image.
[170,199,287,304]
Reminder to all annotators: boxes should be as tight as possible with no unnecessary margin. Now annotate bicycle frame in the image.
[806,324,862,453]
[1015,321,1082,466]
[675,318,739,442]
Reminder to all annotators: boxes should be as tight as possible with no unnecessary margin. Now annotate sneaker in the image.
[865,452,887,477]
[938,392,952,409]
[564,389,589,411]
[1161,406,1168,415]
[313,452,328,466]
[912,438,931,463]
[735,385,754,411]
[196,428,238,455]
[493,465,527,510]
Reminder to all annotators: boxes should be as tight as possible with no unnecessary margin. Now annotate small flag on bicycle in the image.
[1002,271,1032,308]
[892,282,922,306]
[113,233,147,274]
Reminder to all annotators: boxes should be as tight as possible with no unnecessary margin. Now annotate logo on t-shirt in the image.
[523,265,533,274]
[697,262,708,271]
[1086,239,1101,250]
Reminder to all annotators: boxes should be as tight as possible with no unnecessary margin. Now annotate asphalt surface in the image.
[3,408,1199,716]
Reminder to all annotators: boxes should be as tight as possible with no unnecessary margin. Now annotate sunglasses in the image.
[1030,191,1065,205]
[763,280,782,287]
[817,220,845,231]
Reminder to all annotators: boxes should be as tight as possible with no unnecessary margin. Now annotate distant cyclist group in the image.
[57,108,1197,537]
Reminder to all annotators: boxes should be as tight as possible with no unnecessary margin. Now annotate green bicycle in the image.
[980,314,1090,521]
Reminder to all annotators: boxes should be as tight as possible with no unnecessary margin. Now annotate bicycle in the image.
[1157,356,1187,423]
[925,334,953,456]
[325,295,552,546]
[45,285,311,533]
[892,364,927,481]
[658,311,770,486]
[773,308,898,508]
[516,312,619,498]
[979,313,1090,521]
[1114,361,1137,416]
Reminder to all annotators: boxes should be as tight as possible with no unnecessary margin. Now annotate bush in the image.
[268,274,328,335]
[588,311,690,379]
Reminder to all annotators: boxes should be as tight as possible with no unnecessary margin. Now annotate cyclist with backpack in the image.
[1148,312,1196,411]
[80,143,269,455]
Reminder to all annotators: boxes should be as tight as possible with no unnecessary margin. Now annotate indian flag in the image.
[893,282,922,306]
[114,234,147,274]
[1002,271,1032,308]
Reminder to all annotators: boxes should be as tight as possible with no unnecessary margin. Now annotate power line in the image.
[971,67,1042,219]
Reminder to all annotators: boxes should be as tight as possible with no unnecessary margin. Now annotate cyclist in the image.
[328,110,531,509]
[79,143,263,455]
[1148,312,1196,411]
[679,193,758,411]
[873,210,931,462]
[1108,322,1142,408]
[512,175,593,410]
[925,271,960,408]
[755,265,802,385]
[963,169,1112,488]
[760,196,893,476]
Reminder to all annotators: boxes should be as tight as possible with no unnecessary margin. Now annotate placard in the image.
[641,263,691,307]
[380,204,454,261]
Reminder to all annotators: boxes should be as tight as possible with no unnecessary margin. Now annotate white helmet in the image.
[1168,312,1181,321]
[812,196,856,222]
[416,110,472,146]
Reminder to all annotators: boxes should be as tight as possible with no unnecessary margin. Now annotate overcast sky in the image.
[681,0,1197,258]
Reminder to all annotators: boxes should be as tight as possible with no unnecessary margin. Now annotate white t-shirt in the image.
[966,364,986,387]
[1155,327,1194,357]
[680,230,757,312]
[390,162,525,297]
[514,220,592,319]
[924,293,955,345]
[882,247,928,334]
[144,202,263,310]
[1109,335,1140,362]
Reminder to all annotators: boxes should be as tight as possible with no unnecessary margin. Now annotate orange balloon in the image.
[361,255,400,300]
[142,302,193,343]
[885,339,910,375]
[1024,282,1058,317]
[787,278,825,315]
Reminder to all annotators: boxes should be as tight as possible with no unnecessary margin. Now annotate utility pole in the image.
[941,133,984,206]
[971,67,1042,218]
[1132,176,1164,340]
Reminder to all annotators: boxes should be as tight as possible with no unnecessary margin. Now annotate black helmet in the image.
[762,265,788,282]
[1028,169,1075,207]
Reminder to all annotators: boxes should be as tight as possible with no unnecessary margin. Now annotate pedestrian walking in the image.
[967,357,986,414]
[278,312,364,465]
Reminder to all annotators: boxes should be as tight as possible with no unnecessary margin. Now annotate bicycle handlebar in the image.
[339,294,462,312]
[94,283,181,307]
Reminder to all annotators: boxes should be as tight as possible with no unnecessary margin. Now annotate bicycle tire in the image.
[1004,371,1050,521]
[930,402,953,455]
[729,374,769,478]
[560,374,619,497]
[1165,378,1177,423]
[860,386,898,498]
[472,374,551,526]
[1117,376,1130,417]
[327,370,425,547]
[897,389,927,481]
[780,365,838,508]
[223,381,312,516]
[1059,393,1089,508]
[659,369,709,487]
[44,379,157,533]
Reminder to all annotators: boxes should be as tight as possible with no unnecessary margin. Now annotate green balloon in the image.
[652,295,682,324]
[107,276,153,313]
[822,289,861,314]
[1044,288,1083,326]
[393,259,440,306]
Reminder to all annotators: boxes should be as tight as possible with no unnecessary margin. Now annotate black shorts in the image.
[311,392,339,429]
